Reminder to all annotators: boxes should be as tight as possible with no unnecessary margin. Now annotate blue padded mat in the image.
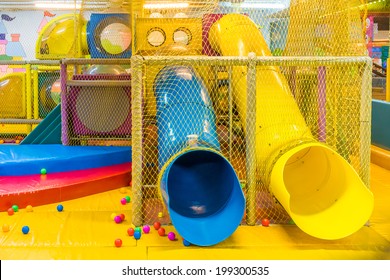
[0,145,132,176]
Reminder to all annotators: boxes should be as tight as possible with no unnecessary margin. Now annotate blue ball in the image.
[22,226,29,234]
[57,204,64,212]
[183,239,191,247]
[134,231,141,240]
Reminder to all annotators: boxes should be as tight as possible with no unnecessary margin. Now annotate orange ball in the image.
[7,208,14,216]
[26,205,33,212]
[115,238,122,247]
[2,224,10,232]
[261,218,270,227]
[158,227,166,236]
[153,221,161,230]
[127,227,135,236]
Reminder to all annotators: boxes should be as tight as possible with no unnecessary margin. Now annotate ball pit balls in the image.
[135,227,141,232]
[134,231,141,240]
[12,205,19,212]
[120,213,125,221]
[114,215,122,224]
[183,239,191,247]
[153,221,161,230]
[2,224,10,232]
[127,227,135,236]
[158,227,166,236]
[0,139,4,144]
[143,225,150,234]
[120,198,127,205]
[111,213,117,220]
[40,168,47,175]
[158,212,163,218]
[115,239,122,248]
[7,208,14,216]
[125,196,131,203]
[26,205,33,212]
[167,232,176,241]
[22,226,30,234]
[261,218,270,227]
[119,187,127,194]
[57,204,64,212]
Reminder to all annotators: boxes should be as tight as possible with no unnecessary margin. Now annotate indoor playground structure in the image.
[0,0,389,259]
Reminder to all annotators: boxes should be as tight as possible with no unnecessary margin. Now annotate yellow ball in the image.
[2,224,10,232]
[26,205,33,212]
[0,139,4,144]
[111,213,117,221]
[119,187,127,194]
[158,212,163,218]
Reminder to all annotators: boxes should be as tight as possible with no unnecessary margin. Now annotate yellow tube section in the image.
[209,14,374,240]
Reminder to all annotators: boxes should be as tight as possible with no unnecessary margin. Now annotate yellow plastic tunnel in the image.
[208,14,374,240]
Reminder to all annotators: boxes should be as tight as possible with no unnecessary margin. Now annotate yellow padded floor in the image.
[0,163,389,260]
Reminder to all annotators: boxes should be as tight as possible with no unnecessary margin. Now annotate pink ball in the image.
[120,198,127,205]
[143,225,150,234]
[167,232,176,241]
[114,215,122,224]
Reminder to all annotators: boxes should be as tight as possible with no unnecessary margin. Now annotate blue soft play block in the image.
[0,145,132,176]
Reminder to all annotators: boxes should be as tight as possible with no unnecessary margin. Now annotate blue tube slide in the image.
[154,66,245,246]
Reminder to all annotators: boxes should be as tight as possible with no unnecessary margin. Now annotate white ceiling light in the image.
[35,1,82,9]
[144,2,189,9]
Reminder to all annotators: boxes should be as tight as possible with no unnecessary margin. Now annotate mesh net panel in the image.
[130,0,371,226]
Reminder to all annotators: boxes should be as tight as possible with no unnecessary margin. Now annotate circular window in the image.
[94,17,132,56]
[147,28,166,47]
[100,23,132,55]
[173,28,192,45]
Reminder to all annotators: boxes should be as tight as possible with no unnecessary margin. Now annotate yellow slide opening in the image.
[209,14,374,240]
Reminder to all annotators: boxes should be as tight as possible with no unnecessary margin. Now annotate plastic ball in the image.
[153,221,161,230]
[120,213,125,221]
[26,205,33,212]
[183,239,191,246]
[22,226,30,234]
[125,195,131,203]
[0,139,4,144]
[157,227,166,236]
[40,168,47,175]
[158,212,163,218]
[115,238,122,247]
[127,227,135,236]
[143,225,150,234]
[135,227,141,232]
[134,231,141,240]
[57,204,64,212]
[114,215,122,224]
[120,198,127,205]
[261,218,270,227]
[111,213,117,220]
[2,224,10,232]
[119,187,127,194]
[167,232,176,241]
[15,140,20,144]
[12,205,19,212]
[7,208,14,216]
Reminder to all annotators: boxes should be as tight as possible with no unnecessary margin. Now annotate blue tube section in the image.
[155,66,245,246]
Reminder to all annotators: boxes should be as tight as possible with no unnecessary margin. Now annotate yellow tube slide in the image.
[209,14,374,240]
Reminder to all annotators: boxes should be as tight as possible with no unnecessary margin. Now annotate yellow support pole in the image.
[33,69,39,119]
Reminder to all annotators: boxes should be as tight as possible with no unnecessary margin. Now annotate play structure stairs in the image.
[21,104,62,144]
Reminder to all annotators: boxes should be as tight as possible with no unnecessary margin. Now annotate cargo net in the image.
[62,61,132,146]
[0,62,60,144]
[128,0,371,226]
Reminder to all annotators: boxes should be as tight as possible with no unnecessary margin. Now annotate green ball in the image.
[40,168,47,175]
[125,195,131,203]
[135,227,141,232]
[12,205,19,212]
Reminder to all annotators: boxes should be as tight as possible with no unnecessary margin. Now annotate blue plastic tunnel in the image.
[154,66,245,246]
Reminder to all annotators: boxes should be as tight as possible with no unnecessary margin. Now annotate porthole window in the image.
[147,28,166,47]
[173,27,192,45]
